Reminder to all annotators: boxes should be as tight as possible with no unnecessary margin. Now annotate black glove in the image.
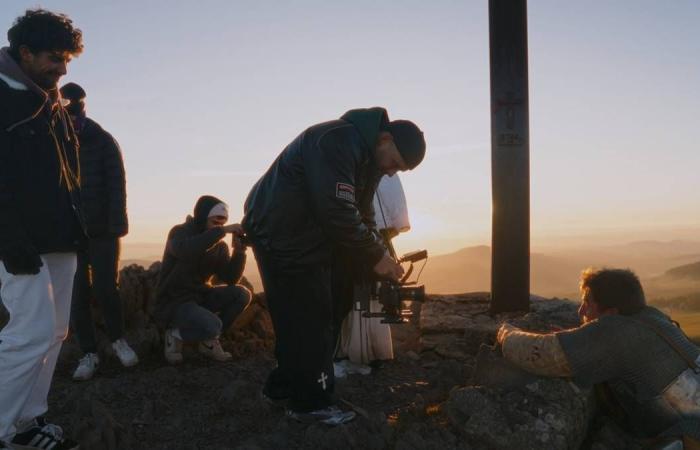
[2,244,43,275]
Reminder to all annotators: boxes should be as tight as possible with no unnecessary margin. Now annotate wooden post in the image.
[489,0,530,313]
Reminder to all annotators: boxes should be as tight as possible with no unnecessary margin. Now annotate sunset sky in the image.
[2,1,699,256]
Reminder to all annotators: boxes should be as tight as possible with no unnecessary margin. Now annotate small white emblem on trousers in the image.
[317,372,328,390]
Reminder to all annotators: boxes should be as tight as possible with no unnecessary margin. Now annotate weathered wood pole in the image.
[489,0,530,313]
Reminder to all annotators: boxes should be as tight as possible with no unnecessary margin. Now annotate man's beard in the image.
[36,72,62,90]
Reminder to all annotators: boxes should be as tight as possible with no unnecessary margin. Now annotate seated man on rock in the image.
[155,195,252,364]
[497,268,700,446]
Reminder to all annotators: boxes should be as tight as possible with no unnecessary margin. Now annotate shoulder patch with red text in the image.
[335,182,355,202]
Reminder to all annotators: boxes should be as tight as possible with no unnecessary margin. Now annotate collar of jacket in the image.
[0,47,62,132]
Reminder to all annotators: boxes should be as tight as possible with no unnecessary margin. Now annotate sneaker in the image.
[72,353,99,381]
[10,418,79,449]
[286,406,356,426]
[164,329,183,364]
[198,338,232,362]
[111,338,139,367]
[261,390,289,409]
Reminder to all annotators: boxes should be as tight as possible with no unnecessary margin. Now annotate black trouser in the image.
[169,285,252,341]
[331,251,356,348]
[255,248,335,412]
[70,237,123,354]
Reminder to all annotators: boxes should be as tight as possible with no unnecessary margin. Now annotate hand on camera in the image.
[372,254,404,281]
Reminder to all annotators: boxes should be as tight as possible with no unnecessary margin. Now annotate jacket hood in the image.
[193,195,225,231]
[0,47,57,131]
[340,107,390,152]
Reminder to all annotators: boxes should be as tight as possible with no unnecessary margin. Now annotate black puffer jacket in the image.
[242,108,387,270]
[0,48,85,260]
[78,118,128,238]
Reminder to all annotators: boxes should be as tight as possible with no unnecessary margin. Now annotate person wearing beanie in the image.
[154,195,252,364]
[242,107,426,425]
[58,81,138,382]
[0,9,84,450]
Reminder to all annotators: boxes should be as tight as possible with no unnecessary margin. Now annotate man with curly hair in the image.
[497,268,700,447]
[0,9,84,450]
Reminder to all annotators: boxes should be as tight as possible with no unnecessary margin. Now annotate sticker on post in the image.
[336,182,355,202]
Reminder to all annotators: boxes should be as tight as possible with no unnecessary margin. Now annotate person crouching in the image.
[154,195,252,364]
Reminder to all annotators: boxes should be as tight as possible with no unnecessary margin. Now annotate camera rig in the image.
[354,230,428,324]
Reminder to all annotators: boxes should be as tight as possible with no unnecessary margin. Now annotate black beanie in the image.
[384,120,426,170]
[193,195,224,231]
[60,82,86,116]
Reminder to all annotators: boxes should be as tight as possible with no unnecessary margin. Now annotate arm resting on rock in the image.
[498,324,573,377]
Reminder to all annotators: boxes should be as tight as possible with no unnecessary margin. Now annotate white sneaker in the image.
[164,329,183,364]
[72,352,99,381]
[198,338,232,361]
[112,338,139,367]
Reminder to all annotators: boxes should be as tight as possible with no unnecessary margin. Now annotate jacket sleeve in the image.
[303,131,385,266]
[166,225,226,260]
[0,132,31,255]
[103,134,128,237]
[216,244,247,284]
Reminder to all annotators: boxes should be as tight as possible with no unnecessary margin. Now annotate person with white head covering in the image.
[154,195,252,364]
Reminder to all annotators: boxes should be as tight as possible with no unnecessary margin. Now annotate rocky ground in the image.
[2,264,644,449]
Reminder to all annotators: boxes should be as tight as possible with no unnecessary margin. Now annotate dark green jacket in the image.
[242,107,387,270]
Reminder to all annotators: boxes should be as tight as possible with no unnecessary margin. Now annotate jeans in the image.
[70,237,124,353]
[169,285,251,342]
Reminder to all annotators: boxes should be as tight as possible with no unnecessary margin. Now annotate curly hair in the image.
[580,268,646,315]
[7,9,83,60]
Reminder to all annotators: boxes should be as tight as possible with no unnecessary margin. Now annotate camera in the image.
[354,248,428,324]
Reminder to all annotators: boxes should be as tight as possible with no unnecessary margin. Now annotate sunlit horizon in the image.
[2,0,699,259]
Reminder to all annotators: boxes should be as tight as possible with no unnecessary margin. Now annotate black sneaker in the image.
[10,417,79,450]
[260,389,289,409]
[286,405,356,426]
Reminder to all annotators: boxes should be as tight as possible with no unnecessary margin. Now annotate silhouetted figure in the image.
[243,107,425,425]
[498,268,700,447]
[0,9,84,450]
[155,196,251,364]
[60,82,138,381]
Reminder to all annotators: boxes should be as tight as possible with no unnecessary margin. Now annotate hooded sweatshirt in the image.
[0,47,84,258]
[154,196,246,326]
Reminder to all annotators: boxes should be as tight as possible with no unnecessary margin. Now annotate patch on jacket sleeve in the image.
[336,182,356,202]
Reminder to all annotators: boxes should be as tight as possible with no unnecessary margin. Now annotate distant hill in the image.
[414,245,582,298]
[546,240,700,278]
[117,240,700,300]
[119,258,159,270]
[665,261,700,281]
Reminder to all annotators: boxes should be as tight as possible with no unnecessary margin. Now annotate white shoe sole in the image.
[118,357,139,368]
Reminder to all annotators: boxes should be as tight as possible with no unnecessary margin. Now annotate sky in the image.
[2,0,699,256]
